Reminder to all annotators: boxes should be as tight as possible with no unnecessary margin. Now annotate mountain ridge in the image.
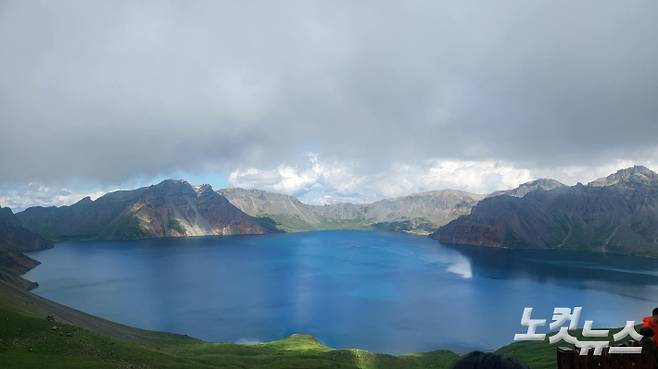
[588,165,658,188]
[17,180,277,241]
[488,178,566,198]
[218,187,484,233]
[433,165,658,257]
[13,166,658,255]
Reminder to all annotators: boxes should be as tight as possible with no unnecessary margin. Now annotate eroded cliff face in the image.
[0,207,51,289]
[218,188,323,225]
[433,166,658,257]
[0,245,40,290]
[17,180,277,241]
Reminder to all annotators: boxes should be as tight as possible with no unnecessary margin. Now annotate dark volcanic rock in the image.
[17,180,277,241]
[433,166,658,257]
[0,245,40,290]
[0,207,50,289]
[0,207,52,252]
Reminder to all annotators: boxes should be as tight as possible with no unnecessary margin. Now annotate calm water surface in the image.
[24,230,658,354]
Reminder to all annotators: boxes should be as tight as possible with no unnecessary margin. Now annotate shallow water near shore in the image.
[24,230,658,354]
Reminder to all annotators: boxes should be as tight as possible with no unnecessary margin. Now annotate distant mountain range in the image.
[17,180,277,241]
[2,165,658,279]
[12,181,486,239]
[433,166,658,257]
[219,188,483,233]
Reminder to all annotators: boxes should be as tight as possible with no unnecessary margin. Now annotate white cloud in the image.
[229,154,658,204]
[372,160,533,198]
[0,183,106,212]
[228,153,366,204]
[229,154,535,204]
[4,155,657,211]
[530,160,650,186]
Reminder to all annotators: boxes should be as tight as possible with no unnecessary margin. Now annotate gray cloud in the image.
[1,0,658,188]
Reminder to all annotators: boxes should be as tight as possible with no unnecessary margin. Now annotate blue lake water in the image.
[24,230,658,354]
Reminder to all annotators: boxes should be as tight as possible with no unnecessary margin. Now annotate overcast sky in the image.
[1,0,658,210]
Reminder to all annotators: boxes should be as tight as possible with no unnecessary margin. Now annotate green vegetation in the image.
[259,214,373,233]
[5,287,588,369]
[496,339,558,369]
[260,214,438,234]
[99,214,146,240]
[5,276,601,369]
[0,275,584,369]
[371,218,436,234]
[503,226,527,248]
[0,293,463,369]
[166,213,187,235]
[496,325,644,369]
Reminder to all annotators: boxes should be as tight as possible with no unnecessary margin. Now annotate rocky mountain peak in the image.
[0,207,22,228]
[155,179,191,187]
[194,184,229,204]
[0,206,52,252]
[74,196,93,206]
[526,178,565,187]
[488,178,565,198]
[16,180,275,241]
[149,179,195,197]
[0,206,14,218]
[517,178,565,192]
[193,184,215,196]
[434,165,658,257]
[588,165,658,188]
[0,207,21,230]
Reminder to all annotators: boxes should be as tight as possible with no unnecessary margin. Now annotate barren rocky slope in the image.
[0,207,51,289]
[219,188,483,233]
[17,180,277,241]
[433,166,658,257]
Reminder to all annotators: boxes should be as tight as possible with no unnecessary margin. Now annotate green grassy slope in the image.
[0,278,573,369]
[0,307,459,369]
[497,340,558,369]
[0,282,461,369]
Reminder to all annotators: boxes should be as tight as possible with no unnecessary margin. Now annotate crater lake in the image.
[24,230,658,354]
